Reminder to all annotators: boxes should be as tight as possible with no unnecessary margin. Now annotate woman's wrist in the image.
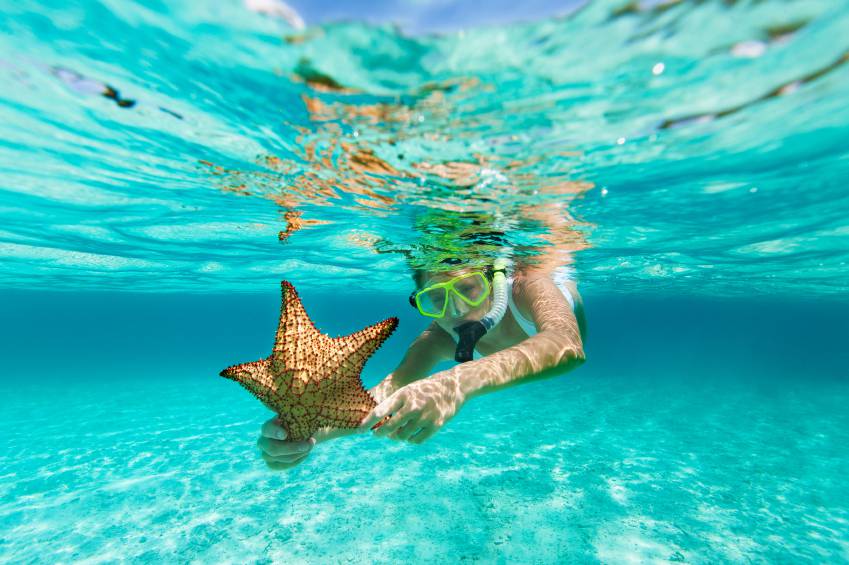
[439,366,473,405]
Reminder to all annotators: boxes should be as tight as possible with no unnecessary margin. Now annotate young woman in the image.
[257,259,587,470]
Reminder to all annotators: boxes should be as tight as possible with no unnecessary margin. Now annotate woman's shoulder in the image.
[510,267,568,290]
[511,267,580,311]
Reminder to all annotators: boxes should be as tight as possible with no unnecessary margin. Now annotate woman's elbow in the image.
[566,345,586,367]
[537,328,585,371]
[553,339,585,369]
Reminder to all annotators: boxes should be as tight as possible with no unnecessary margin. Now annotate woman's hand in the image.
[360,369,465,444]
[257,417,315,471]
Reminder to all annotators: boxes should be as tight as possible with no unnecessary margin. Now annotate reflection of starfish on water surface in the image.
[220,281,398,441]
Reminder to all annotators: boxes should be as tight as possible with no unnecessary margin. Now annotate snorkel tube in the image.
[453,256,512,363]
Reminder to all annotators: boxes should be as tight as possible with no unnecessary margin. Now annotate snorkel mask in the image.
[409,257,512,363]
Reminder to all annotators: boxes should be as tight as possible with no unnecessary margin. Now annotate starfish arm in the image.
[219,281,401,444]
[333,316,399,378]
[271,280,323,374]
[219,358,284,414]
[315,384,377,430]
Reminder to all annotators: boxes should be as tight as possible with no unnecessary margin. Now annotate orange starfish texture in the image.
[219,280,398,441]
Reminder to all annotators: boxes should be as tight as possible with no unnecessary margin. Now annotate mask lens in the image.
[417,286,447,316]
[452,272,488,304]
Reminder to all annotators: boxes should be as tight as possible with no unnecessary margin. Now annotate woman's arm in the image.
[453,272,585,402]
[367,322,456,403]
[286,323,455,445]
[361,273,586,444]
[258,316,457,466]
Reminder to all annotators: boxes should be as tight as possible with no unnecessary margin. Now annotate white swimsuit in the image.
[507,265,577,339]
[449,266,578,359]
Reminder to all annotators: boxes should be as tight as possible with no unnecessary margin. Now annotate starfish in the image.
[219,280,398,441]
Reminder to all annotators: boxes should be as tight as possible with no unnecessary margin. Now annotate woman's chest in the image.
[474,309,531,356]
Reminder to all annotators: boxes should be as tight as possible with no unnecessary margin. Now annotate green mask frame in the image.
[408,271,492,318]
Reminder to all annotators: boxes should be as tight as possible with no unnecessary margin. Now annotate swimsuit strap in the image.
[507,274,577,337]
[448,275,578,344]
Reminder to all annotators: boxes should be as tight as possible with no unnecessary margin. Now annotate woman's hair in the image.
[371,208,513,288]
[412,259,496,289]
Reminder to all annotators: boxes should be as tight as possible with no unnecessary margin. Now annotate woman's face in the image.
[419,267,493,333]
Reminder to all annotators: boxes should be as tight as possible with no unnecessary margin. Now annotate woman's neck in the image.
[474,306,529,355]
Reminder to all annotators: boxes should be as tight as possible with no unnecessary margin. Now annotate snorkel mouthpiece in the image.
[453,320,487,363]
[452,257,512,363]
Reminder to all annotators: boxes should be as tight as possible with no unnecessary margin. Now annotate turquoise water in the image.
[2,0,849,562]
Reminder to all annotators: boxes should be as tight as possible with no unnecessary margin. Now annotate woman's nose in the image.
[446,296,459,317]
[446,294,466,317]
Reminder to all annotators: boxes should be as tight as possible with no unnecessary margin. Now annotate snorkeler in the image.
[257,257,587,470]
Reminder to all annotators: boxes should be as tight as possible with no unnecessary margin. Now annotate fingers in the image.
[361,394,406,430]
[408,425,437,444]
[262,450,309,470]
[257,435,314,459]
[257,418,315,471]
[389,420,423,441]
[370,411,439,444]
[261,417,287,440]
[373,408,417,437]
